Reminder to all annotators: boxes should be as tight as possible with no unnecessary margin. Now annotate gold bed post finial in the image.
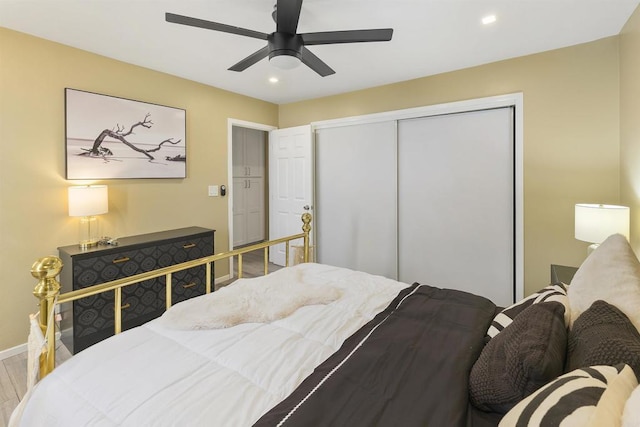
[302,213,312,263]
[31,256,63,379]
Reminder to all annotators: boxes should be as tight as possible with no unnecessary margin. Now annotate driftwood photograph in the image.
[65,88,186,179]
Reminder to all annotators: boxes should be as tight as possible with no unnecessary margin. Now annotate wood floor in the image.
[0,249,281,426]
[217,247,283,286]
[0,351,26,425]
[0,342,72,426]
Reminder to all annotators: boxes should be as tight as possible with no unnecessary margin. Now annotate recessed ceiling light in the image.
[268,77,279,84]
[482,14,497,25]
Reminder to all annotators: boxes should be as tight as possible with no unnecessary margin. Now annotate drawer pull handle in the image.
[182,282,197,289]
[182,243,196,249]
[112,257,130,264]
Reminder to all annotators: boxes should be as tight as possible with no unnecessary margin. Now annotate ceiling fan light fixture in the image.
[269,52,301,70]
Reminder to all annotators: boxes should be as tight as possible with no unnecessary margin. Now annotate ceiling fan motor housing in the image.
[268,32,303,60]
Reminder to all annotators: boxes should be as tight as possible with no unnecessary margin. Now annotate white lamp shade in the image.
[575,203,630,243]
[68,185,108,217]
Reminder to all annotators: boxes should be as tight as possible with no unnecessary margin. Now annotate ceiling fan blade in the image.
[276,0,303,35]
[166,12,269,40]
[300,47,335,77]
[228,46,271,71]
[301,28,393,45]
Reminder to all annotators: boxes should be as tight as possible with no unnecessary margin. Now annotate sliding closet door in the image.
[398,108,514,306]
[315,122,397,278]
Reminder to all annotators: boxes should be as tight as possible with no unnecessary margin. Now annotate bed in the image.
[11,219,640,427]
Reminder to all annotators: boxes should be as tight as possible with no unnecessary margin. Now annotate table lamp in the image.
[575,203,630,254]
[68,185,108,249]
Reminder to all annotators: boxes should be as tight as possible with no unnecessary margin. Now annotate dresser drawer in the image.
[156,235,214,267]
[171,267,207,304]
[73,246,158,286]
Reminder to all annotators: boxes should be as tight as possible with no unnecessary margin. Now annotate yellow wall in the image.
[0,28,278,351]
[279,37,622,299]
[621,7,640,250]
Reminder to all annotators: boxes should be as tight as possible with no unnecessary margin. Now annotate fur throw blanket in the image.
[158,267,342,330]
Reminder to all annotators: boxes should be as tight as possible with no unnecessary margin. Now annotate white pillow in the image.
[593,365,639,427]
[622,385,640,427]
[568,234,640,332]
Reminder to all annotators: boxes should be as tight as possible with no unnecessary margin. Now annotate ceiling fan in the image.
[166,0,393,77]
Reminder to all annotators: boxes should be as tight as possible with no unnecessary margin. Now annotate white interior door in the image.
[269,125,313,266]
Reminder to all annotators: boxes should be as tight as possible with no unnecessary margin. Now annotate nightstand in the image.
[550,264,578,285]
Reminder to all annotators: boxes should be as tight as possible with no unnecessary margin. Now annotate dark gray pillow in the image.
[469,301,567,414]
[567,299,640,380]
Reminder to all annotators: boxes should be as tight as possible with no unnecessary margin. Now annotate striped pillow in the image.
[487,283,569,339]
[500,364,638,427]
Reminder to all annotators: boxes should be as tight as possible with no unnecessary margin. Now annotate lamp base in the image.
[78,239,99,250]
[78,216,100,250]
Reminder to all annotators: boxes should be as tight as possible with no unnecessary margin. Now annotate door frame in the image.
[311,93,524,302]
[227,119,277,281]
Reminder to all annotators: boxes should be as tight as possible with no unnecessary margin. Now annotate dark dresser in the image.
[58,227,215,353]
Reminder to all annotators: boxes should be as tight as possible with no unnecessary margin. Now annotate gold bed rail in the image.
[31,213,312,379]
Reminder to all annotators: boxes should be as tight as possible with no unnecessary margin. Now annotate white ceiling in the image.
[1,0,638,104]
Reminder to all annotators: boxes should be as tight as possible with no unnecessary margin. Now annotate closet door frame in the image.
[312,93,524,302]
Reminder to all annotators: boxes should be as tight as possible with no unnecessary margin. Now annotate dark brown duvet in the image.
[254,282,503,427]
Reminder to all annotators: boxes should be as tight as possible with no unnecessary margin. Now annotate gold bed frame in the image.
[30,213,312,379]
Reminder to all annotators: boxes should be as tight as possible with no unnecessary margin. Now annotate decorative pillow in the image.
[469,301,567,414]
[622,385,640,427]
[568,233,640,333]
[486,282,569,339]
[567,300,640,379]
[500,364,638,427]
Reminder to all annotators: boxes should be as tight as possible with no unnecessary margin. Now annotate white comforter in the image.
[17,263,408,426]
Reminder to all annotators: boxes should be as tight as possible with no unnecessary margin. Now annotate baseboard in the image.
[214,274,231,285]
[0,343,27,360]
[0,331,63,361]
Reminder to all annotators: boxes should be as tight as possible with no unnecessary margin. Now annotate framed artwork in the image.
[65,88,186,179]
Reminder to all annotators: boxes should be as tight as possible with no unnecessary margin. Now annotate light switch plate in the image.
[208,185,219,197]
